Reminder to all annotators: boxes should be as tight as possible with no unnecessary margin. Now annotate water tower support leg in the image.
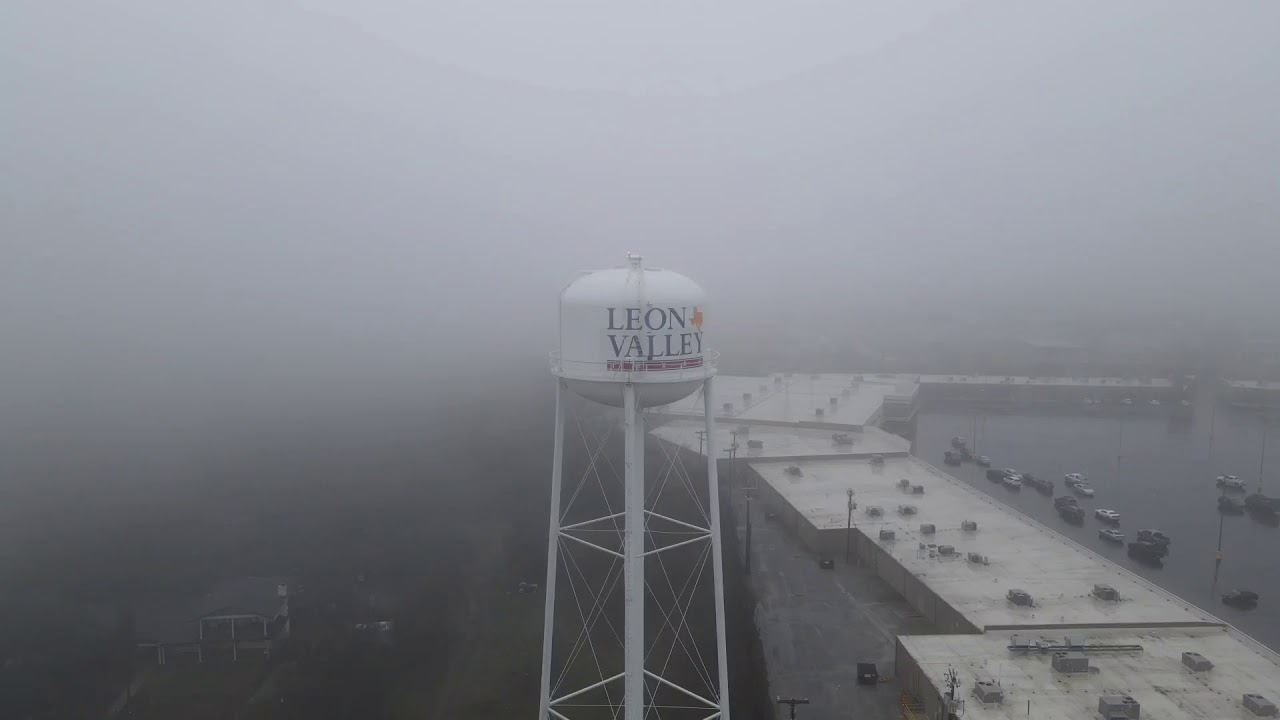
[538,380,565,719]
[623,382,645,720]
[704,376,731,719]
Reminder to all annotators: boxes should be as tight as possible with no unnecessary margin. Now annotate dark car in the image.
[944,450,962,466]
[856,663,878,685]
[986,468,1010,482]
[1054,495,1079,509]
[1058,504,1084,523]
[1222,589,1259,607]
[1219,496,1245,514]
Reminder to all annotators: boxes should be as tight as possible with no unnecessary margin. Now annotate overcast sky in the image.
[3,1,1279,413]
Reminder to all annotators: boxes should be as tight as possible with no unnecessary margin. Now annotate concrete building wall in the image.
[896,638,946,720]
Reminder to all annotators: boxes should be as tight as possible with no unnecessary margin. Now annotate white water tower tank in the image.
[552,254,716,407]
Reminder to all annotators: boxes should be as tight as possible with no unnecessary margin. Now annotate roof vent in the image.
[723,402,733,412]
[961,520,978,532]
[879,529,896,541]
[1182,651,1213,672]
[866,506,883,517]
[1244,694,1279,717]
[1097,694,1140,719]
[1052,651,1088,673]
[920,523,936,534]
[973,679,1004,704]
[815,408,824,417]
[747,439,764,450]
[1093,584,1120,601]
[785,465,802,477]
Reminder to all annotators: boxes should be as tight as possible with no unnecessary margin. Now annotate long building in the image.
[652,373,1280,720]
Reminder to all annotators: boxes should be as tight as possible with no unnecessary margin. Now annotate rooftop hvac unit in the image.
[832,433,854,446]
[1245,694,1279,717]
[737,424,751,434]
[967,552,988,564]
[879,529,896,541]
[723,402,733,412]
[1093,584,1120,601]
[1182,651,1213,672]
[774,376,782,385]
[1064,635,1086,648]
[742,393,752,403]
[898,478,911,489]
[920,523,936,534]
[870,454,885,465]
[961,520,978,532]
[785,465,803,477]
[1006,589,1033,606]
[830,397,838,406]
[1097,694,1140,719]
[866,506,883,517]
[911,485,925,494]
[747,439,764,449]
[973,679,1004,704]
[815,408,824,417]
[1009,635,1034,650]
[1052,652,1089,673]
[938,545,955,556]
[898,505,917,516]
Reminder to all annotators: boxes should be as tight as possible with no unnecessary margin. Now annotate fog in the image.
[2,1,1279,714]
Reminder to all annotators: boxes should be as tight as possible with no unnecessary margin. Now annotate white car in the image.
[1002,474,1023,489]
[1064,473,1086,486]
[1073,483,1096,497]
[1217,475,1246,490]
[1095,509,1121,523]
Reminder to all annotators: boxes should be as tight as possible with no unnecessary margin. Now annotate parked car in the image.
[1222,589,1259,608]
[1135,529,1171,547]
[975,455,991,467]
[1219,496,1245,514]
[1054,495,1079,509]
[1217,475,1247,491]
[1098,528,1125,544]
[1094,509,1121,523]
[1073,483,1096,497]
[1058,504,1084,523]
[1002,474,1023,489]
[1064,473,1086,486]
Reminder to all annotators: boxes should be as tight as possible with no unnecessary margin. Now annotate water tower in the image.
[541,254,729,720]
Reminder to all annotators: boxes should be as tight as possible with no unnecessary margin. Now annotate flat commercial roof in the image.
[916,374,1175,389]
[649,417,910,462]
[658,373,915,428]
[749,456,1220,630]
[900,626,1280,720]
[1225,379,1280,391]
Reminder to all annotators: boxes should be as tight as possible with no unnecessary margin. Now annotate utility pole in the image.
[777,696,810,720]
[845,488,856,563]
[1259,417,1271,494]
[744,488,753,576]
[727,431,740,488]
[695,430,706,459]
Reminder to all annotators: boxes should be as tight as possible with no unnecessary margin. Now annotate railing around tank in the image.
[549,349,718,381]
